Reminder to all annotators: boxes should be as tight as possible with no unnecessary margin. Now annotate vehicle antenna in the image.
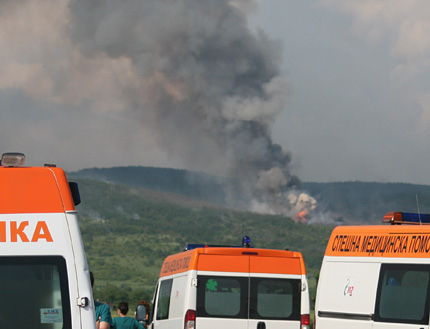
[416,194,422,225]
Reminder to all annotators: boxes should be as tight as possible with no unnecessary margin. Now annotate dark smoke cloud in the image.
[66,0,316,216]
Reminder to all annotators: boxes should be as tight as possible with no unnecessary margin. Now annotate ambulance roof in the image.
[0,166,75,214]
[159,247,305,277]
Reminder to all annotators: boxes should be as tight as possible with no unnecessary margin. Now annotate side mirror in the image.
[69,182,81,206]
[136,304,148,324]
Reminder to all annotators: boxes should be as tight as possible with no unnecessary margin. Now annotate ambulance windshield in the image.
[0,256,71,329]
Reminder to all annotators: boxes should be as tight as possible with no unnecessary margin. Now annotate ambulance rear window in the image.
[197,276,248,318]
[250,278,301,320]
[196,276,301,321]
[0,256,71,329]
[375,264,430,325]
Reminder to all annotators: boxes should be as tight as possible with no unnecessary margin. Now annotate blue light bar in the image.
[383,212,430,224]
[183,244,206,251]
[183,236,253,251]
[401,212,430,223]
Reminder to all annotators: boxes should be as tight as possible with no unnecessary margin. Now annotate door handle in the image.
[257,321,266,329]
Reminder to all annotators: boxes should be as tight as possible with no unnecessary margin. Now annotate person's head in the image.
[137,300,150,311]
[118,302,129,316]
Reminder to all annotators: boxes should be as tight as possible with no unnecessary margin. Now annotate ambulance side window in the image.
[196,276,248,318]
[156,279,173,320]
[375,264,430,325]
[0,256,71,329]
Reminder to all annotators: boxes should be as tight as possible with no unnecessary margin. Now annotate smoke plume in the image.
[0,0,317,218]
[68,0,316,217]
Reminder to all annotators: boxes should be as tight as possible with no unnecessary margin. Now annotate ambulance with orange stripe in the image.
[0,153,96,329]
[315,212,430,329]
[150,237,310,329]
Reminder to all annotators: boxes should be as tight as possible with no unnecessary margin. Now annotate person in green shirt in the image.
[91,272,113,329]
[95,301,113,329]
[113,302,144,329]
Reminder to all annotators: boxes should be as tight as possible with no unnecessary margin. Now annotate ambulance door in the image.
[315,260,379,329]
[153,274,189,329]
[372,264,430,329]
[248,256,302,329]
[195,253,249,329]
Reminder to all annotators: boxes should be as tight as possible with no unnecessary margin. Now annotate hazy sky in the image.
[1,0,430,185]
[251,0,430,184]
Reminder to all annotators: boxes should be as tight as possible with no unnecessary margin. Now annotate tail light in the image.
[184,309,196,329]
[301,314,310,329]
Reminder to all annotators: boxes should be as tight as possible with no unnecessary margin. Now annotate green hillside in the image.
[70,166,430,310]
[71,166,229,205]
[73,177,334,308]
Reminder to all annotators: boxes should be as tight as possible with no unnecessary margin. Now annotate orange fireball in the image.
[294,209,309,223]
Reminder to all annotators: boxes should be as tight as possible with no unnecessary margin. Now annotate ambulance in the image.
[0,152,96,329]
[314,211,430,329]
[150,237,310,329]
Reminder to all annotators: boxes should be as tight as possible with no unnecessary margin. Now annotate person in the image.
[90,271,113,329]
[113,302,144,329]
[134,300,151,328]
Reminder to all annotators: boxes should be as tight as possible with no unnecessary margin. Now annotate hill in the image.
[68,166,430,309]
[71,166,229,206]
[71,166,430,224]
[69,176,334,308]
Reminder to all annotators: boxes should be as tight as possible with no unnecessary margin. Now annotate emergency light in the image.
[382,211,430,224]
[242,236,251,248]
[1,152,25,167]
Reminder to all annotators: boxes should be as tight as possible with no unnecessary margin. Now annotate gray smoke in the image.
[67,0,316,217]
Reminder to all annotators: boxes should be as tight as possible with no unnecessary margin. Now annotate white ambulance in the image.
[0,152,96,329]
[149,237,310,329]
[315,211,430,329]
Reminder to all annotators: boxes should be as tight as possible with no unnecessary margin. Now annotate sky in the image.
[250,0,430,184]
[1,0,430,186]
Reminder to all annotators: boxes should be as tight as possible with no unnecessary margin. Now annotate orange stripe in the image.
[159,247,305,277]
[293,252,307,275]
[159,250,198,277]
[326,225,430,258]
[197,254,249,272]
[0,167,75,214]
[249,256,302,275]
